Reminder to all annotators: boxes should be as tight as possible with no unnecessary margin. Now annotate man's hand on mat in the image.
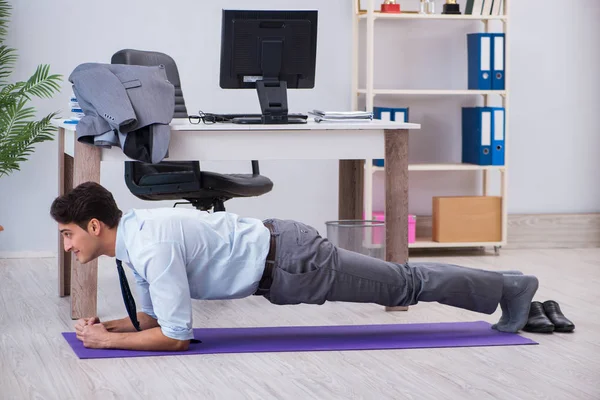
[74,317,101,332]
[77,323,111,349]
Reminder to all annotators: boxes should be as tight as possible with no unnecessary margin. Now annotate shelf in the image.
[358,13,507,21]
[411,163,505,171]
[354,2,510,250]
[357,89,506,96]
[369,163,506,172]
[409,238,505,248]
[361,239,503,250]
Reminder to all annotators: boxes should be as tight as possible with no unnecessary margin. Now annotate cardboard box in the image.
[432,196,502,242]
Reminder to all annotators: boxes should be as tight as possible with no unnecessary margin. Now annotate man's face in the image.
[59,221,101,264]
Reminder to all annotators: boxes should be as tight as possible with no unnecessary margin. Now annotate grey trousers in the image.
[259,218,504,315]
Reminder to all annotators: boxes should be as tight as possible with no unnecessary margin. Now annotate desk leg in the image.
[338,160,364,220]
[57,128,73,297]
[70,140,101,319]
[384,129,409,312]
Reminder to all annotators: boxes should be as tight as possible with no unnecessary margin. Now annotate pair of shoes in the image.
[523,300,575,333]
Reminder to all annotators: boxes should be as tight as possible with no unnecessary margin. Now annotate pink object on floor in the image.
[408,214,416,243]
[371,211,385,245]
[364,212,416,244]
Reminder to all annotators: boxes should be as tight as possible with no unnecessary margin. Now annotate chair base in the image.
[173,198,227,212]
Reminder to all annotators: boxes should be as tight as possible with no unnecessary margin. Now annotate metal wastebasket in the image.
[325,220,385,260]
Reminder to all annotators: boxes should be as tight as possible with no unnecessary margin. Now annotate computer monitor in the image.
[219,10,318,124]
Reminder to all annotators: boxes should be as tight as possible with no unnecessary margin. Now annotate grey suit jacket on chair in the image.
[68,63,175,164]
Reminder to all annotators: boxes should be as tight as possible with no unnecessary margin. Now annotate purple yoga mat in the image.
[62,320,537,359]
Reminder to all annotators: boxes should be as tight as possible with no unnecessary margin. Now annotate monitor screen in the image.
[220,10,318,90]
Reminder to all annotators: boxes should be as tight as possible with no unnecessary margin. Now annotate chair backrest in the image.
[111,49,188,118]
[112,48,263,181]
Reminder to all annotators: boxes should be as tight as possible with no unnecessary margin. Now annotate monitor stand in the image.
[232,80,307,125]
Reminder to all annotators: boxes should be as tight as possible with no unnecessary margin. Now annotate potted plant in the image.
[0,0,62,232]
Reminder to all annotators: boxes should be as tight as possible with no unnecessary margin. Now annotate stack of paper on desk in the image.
[309,110,373,122]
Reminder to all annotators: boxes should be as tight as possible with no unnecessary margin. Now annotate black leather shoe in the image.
[523,301,554,333]
[543,300,575,332]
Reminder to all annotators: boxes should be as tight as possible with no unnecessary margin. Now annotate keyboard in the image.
[222,113,307,120]
[228,113,308,125]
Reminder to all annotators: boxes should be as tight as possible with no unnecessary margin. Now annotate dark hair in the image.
[50,181,123,230]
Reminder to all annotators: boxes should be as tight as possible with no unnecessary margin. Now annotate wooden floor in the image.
[1,248,599,399]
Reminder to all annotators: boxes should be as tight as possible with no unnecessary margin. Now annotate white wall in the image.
[0,0,598,255]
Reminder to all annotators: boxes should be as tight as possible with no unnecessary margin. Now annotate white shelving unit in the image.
[357,89,506,96]
[352,0,509,253]
[357,12,506,21]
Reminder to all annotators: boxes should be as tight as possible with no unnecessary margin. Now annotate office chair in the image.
[111,49,273,211]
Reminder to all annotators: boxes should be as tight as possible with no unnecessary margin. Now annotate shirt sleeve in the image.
[136,242,194,341]
[132,269,157,319]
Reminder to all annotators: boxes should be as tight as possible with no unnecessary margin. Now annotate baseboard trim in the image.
[0,251,56,259]
[413,213,600,250]
[506,213,600,249]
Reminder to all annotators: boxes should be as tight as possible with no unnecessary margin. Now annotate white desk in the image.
[52,118,420,319]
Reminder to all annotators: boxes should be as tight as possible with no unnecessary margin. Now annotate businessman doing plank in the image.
[50,182,539,351]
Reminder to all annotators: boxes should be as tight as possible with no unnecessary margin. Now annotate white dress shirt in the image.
[114,207,270,340]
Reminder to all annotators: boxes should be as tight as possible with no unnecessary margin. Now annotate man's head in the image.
[50,182,122,263]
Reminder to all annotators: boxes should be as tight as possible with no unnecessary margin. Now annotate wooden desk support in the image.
[57,127,101,318]
[339,129,410,312]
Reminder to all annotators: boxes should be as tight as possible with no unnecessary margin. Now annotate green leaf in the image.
[0,45,16,82]
[0,112,57,177]
[19,64,63,100]
[0,1,10,43]
[1,98,35,140]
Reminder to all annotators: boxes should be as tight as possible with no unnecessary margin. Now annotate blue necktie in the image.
[116,259,141,331]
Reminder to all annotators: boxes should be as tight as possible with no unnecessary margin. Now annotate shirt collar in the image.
[114,216,130,264]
